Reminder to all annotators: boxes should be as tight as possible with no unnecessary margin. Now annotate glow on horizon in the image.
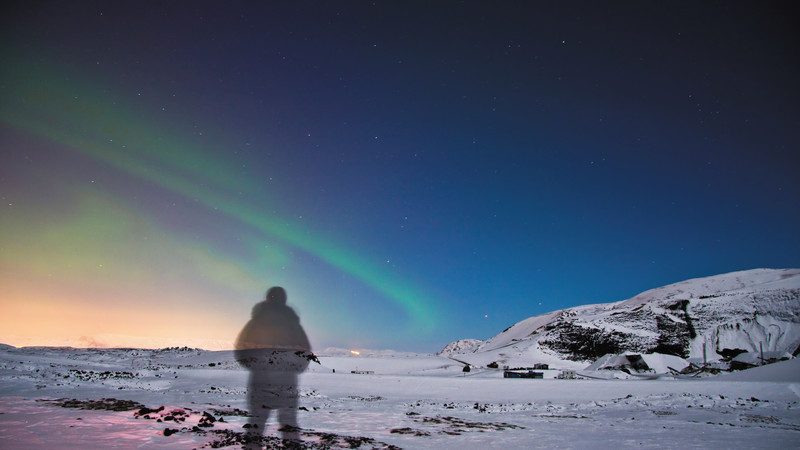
[0,191,266,350]
[0,57,440,348]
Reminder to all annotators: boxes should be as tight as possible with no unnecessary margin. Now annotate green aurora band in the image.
[0,59,438,332]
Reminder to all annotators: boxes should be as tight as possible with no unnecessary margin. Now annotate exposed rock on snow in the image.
[43,398,146,412]
[456,269,800,369]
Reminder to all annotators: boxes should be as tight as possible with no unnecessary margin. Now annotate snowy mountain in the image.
[444,269,800,370]
[437,339,484,356]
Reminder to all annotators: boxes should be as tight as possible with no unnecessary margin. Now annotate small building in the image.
[350,370,374,374]
[556,370,577,379]
[533,363,549,370]
[503,370,544,379]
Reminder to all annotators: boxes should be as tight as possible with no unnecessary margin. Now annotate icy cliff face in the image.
[447,269,800,368]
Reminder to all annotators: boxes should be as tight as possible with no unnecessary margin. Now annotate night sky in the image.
[1,2,798,351]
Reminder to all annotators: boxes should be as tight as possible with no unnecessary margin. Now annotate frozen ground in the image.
[0,347,798,449]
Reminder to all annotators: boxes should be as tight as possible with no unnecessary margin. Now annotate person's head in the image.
[265,286,287,305]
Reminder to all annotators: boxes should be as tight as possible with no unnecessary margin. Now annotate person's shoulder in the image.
[277,305,300,321]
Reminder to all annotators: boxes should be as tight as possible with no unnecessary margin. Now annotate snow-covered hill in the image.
[437,339,484,356]
[445,269,800,370]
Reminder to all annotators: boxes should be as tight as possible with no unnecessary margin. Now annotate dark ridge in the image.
[652,315,691,358]
[717,348,748,360]
[680,300,697,339]
[539,322,639,361]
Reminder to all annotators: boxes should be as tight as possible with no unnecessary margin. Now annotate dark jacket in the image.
[234,299,311,371]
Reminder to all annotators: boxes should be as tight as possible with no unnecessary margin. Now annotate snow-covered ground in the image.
[1,346,798,449]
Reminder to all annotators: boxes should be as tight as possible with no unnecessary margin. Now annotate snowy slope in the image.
[711,356,800,382]
[447,269,800,369]
[436,339,484,356]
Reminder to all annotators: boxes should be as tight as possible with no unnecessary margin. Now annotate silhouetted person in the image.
[235,286,311,445]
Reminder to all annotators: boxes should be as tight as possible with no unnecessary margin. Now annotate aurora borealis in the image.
[1,2,798,351]
[1,57,438,347]
[0,55,440,349]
